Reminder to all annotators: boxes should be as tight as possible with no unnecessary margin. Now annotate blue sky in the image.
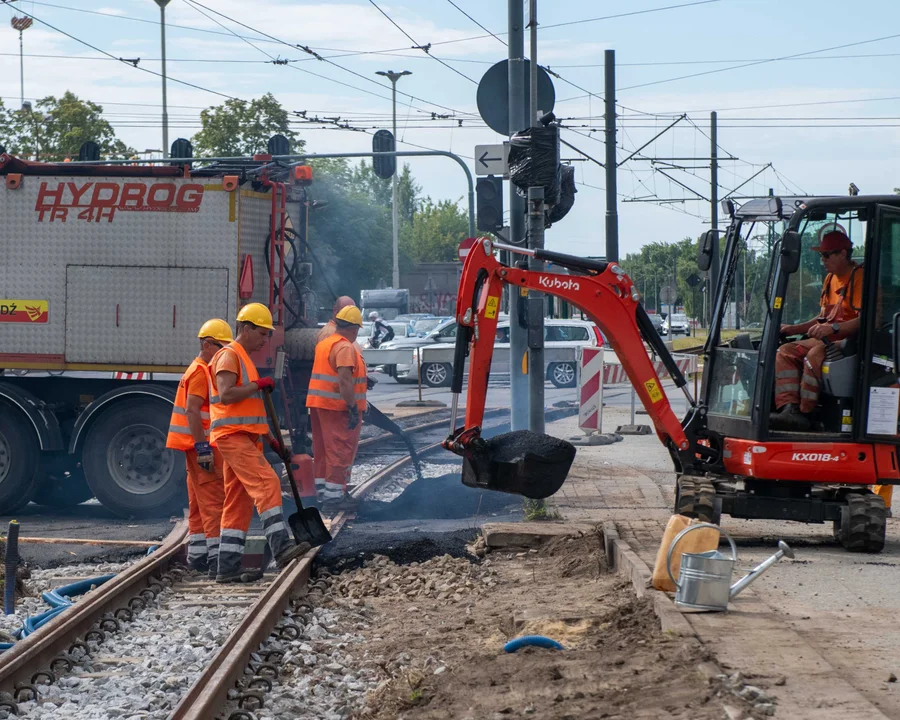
[2,0,900,259]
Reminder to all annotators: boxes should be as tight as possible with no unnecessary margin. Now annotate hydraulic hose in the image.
[503,635,565,653]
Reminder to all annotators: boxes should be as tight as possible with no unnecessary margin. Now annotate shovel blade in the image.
[288,507,332,548]
[461,430,576,499]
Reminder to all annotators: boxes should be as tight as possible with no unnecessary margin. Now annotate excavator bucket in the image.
[461,430,576,499]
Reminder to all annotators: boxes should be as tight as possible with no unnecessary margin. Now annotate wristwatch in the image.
[831,323,840,334]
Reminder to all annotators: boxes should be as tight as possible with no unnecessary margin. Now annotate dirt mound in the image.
[537,527,606,578]
[356,473,520,521]
[315,528,476,573]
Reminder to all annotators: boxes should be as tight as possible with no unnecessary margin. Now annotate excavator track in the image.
[675,475,719,524]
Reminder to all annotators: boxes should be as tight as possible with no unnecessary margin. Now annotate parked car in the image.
[647,314,665,335]
[410,316,452,337]
[393,313,434,336]
[664,313,691,336]
[359,320,410,349]
[380,318,603,388]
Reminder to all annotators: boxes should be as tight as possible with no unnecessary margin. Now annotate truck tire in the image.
[836,493,886,553]
[284,328,320,362]
[82,398,187,518]
[421,362,452,388]
[0,403,41,514]
[548,362,577,389]
[34,456,93,508]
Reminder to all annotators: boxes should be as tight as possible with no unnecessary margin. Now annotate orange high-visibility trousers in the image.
[310,408,327,498]
[215,432,295,576]
[775,338,825,413]
[312,407,362,499]
[184,448,225,568]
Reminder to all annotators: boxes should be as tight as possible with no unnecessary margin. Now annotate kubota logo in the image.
[791,452,840,462]
[538,276,580,291]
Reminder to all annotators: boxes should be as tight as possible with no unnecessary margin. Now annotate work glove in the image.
[268,436,290,461]
[347,406,361,430]
[366,375,377,390]
[256,377,276,392]
[194,441,214,472]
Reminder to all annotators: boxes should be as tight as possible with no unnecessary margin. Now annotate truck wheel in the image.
[548,362,577,389]
[34,456,93,508]
[0,404,41,514]
[675,476,720,524]
[82,399,187,518]
[836,493,885,553]
[422,362,451,388]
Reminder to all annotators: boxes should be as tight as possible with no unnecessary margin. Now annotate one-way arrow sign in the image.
[474,143,509,177]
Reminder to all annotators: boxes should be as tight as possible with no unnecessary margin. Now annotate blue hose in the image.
[503,635,565,653]
[0,573,116,648]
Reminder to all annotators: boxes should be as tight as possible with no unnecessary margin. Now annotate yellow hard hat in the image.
[197,318,233,344]
[236,303,274,330]
[335,305,363,327]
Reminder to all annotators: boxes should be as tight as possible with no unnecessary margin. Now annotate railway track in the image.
[0,412,481,719]
[0,406,576,718]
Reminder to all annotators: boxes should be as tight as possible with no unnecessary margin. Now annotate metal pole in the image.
[391,77,400,288]
[604,49,618,262]
[709,110,719,323]
[157,0,171,159]
[526,0,545,435]
[18,30,24,108]
[508,0,528,431]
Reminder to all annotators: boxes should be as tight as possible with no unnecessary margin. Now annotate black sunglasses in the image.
[820,250,842,259]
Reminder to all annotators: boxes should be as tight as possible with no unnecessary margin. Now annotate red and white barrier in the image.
[578,347,604,434]
[112,372,149,380]
[602,354,697,385]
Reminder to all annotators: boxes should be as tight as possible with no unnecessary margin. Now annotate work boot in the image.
[275,542,312,570]
[215,569,247,584]
[322,494,359,515]
[187,557,209,574]
[769,404,810,431]
[207,560,218,580]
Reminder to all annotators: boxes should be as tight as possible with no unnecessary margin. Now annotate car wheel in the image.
[548,362,577,389]
[421,362,452,388]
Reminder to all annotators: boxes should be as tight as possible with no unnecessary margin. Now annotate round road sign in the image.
[476,60,556,135]
[458,237,477,262]
[660,284,677,305]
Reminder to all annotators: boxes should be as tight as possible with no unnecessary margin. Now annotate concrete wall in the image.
[401,262,460,315]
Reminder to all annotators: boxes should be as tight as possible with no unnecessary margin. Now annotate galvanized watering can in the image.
[665,523,794,612]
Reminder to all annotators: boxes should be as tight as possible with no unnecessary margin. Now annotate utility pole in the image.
[508,0,528,431]
[604,49,618,262]
[526,0,545,434]
[709,110,719,325]
[10,16,33,109]
[155,0,172,159]
[376,70,412,289]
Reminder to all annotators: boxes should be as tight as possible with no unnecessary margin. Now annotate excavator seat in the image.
[821,350,858,398]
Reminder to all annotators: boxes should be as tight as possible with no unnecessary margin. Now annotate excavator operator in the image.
[772,230,863,431]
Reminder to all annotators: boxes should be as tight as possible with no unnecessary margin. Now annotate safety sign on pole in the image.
[578,347,604,435]
[458,237,477,262]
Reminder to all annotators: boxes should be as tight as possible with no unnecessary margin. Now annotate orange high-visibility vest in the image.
[165,358,211,451]
[209,342,269,442]
[306,333,367,412]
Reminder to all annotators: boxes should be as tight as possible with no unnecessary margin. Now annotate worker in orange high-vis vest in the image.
[165,318,233,576]
[307,305,368,512]
[209,303,309,583]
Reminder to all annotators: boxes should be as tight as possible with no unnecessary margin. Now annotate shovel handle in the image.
[262,389,305,510]
[665,522,737,590]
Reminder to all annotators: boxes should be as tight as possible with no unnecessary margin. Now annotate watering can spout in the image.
[729,540,794,599]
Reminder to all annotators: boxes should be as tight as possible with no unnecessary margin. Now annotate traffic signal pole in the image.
[526,0,545,435]
[508,0,528,431]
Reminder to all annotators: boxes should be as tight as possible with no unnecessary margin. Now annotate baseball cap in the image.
[811,230,851,253]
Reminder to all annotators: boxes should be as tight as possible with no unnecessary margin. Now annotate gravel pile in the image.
[326,552,496,603]
[9,577,247,720]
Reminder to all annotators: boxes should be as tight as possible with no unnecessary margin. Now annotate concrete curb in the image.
[601,521,694,637]
[568,433,622,446]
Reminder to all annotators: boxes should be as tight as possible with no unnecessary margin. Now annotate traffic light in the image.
[372,129,396,179]
[476,176,503,233]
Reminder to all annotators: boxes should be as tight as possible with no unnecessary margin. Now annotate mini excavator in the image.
[444,195,900,553]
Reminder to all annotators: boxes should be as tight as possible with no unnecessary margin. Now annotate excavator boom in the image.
[443,237,697,499]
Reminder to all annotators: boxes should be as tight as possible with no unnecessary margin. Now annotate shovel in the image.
[263,390,332,548]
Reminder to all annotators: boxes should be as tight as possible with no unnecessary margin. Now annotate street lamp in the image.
[154,0,172,159]
[375,70,412,289]
[10,16,33,109]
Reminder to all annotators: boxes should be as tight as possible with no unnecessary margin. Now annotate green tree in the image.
[0,99,13,152]
[350,161,420,223]
[192,93,302,157]
[4,92,134,161]
[400,197,468,264]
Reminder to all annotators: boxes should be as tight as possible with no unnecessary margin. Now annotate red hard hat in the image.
[812,230,851,253]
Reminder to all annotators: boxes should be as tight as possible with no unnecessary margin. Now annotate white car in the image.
[359,320,410,349]
[381,317,604,388]
[664,313,691,336]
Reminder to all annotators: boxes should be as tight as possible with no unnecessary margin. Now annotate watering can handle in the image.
[665,522,738,590]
